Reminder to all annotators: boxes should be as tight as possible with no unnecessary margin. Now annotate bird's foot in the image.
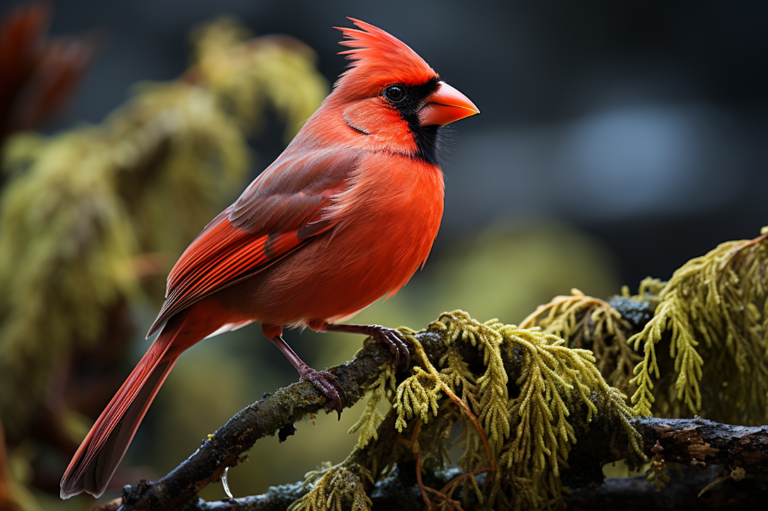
[312,322,411,368]
[368,325,410,368]
[299,365,343,417]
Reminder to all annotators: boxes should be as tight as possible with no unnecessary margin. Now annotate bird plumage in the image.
[61,18,477,499]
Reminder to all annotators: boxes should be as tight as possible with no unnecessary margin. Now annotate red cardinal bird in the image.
[60,18,478,499]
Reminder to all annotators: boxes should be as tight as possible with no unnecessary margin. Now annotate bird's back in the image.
[218,147,445,328]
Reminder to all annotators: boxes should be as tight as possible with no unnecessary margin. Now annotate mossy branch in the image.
[104,332,444,511]
[95,352,768,511]
[78,225,768,510]
[85,227,768,511]
[105,312,646,511]
[632,416,768,473]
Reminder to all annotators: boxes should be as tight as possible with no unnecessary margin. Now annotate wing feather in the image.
[147,147,360,336]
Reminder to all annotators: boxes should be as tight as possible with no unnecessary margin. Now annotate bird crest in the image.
[334,18,437,97]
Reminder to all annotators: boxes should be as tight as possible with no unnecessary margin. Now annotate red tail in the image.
[60,309,210,498]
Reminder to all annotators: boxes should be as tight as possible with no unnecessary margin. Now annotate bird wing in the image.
[147,147,360,336]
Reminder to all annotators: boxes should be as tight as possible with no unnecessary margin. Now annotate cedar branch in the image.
[99,330,768,511]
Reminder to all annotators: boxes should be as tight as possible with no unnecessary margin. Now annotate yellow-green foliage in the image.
[348,363,397,450]
[491,322,642,511]
[289,460,374,511]
[111,81,249,254]
[629,227,768,424]
[519,289,642,395]
[426,315,511,467]
[394,366,443,433]
[0,18,327,435]
[299,312,644,511]
[0,130,142,434]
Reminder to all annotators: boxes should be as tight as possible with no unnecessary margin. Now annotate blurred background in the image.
[0,0,765,509]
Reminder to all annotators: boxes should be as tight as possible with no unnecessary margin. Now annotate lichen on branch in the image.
[288,459,374,511]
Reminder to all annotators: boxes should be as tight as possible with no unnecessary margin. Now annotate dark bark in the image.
[634,416,768,473]
[565,468,768,511]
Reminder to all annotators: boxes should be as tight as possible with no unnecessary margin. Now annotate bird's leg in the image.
[268,334,343,416]
[314,322,410,368]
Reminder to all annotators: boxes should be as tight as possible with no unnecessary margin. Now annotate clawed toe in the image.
[371,326,411,368]
[315,322,411,369]
[299,367,344,418]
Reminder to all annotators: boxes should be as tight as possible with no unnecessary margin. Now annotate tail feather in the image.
[60,321,183,499]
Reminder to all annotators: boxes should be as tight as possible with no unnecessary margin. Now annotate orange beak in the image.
[419,81,479,126]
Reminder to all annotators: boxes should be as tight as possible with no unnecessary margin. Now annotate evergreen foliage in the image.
[511,226,768,426]
[628,227,768,424]
[519,290,643,396]
[291,312,644,511]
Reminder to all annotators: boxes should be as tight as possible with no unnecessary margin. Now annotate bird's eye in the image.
[384,85,406,102]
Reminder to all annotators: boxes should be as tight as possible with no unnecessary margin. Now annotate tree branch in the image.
[108,331,459,511]
[634,416,768,472]
[565,468,768,511]
[97,331,767,511]
[100,464,768,511]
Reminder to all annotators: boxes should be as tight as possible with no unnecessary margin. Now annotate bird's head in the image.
[323,19,478,164]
